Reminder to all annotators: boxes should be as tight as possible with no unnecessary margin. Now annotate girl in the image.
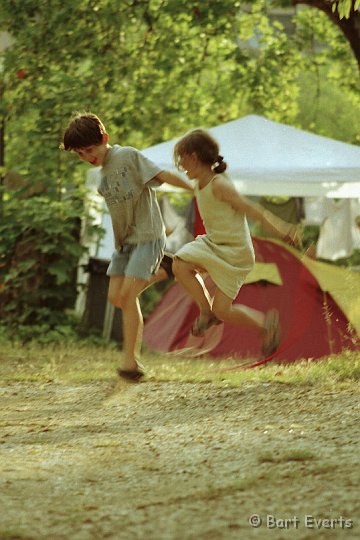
[172,129,301,356]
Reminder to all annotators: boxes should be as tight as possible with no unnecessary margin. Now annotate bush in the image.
[0,194,88,330]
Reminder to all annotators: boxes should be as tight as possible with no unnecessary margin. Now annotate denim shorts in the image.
[106,238,166,280]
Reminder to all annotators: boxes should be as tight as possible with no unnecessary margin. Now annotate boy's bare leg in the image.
[172,258,213,318]
[144,266,168,288]
[108,275,149,371]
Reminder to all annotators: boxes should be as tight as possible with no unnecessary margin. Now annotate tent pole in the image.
[102,301,115,341]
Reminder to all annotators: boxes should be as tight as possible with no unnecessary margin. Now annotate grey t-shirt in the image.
[98,145,166,248]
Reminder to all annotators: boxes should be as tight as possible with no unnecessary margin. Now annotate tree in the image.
[0,0,302,330]
[292,0,360,68]
[0,0,303,193]
[0,0,357,196]
[0,0,358,331]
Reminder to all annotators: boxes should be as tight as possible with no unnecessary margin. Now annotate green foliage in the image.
[0,0,359,336]
[302,225,320,249]
[1,1,357,187]
[6,322,79,346]
[233,2,302,121]
[0,193,91,329]
[0,0,306,191]
[328,249,360,268]
[294,7,360,143]
[141,279,173,321]
[297,70,360,145]
[0,318,117,348]
[335,0,360,19]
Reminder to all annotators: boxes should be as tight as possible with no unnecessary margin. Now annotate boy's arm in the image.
[213,176,301,247]
[155,171,194,192]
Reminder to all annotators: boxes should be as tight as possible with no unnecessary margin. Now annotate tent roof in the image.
[142,115,360,198]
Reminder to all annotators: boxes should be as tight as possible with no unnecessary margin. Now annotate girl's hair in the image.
[174,128,227,174]
[61,112,107,150]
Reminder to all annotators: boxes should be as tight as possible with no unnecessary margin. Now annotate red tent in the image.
[143,238,359,362]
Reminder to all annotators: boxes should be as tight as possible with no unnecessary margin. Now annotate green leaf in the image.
[48,261,70,284]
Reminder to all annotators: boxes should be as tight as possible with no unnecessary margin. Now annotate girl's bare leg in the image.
[172,257,213,319]
[208,289,280,355]
[212,288,265,329]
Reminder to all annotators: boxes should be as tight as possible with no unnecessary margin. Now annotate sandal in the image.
[191,314,222,337]
[262,309,281,356]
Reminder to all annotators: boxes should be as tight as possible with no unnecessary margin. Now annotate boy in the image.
[61,112,192,380]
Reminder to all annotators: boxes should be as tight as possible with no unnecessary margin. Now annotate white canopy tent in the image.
[142,115,360,198]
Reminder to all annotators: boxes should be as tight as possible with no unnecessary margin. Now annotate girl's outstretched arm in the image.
[212,176,302,247]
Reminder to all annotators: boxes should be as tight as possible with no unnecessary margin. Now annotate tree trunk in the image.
[293,0,360,69]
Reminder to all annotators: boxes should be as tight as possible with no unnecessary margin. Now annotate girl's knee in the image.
[172,257,183,277]
[212,308,224,321]
[172,257,192,278]
[212,305,229,321]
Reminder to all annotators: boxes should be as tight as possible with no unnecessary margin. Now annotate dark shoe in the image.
[117,360,145,381]
[262,309,281,356]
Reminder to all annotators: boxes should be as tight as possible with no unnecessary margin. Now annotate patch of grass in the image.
[0,342,118,383]
[0,339,359,390]
[146,349,360,390]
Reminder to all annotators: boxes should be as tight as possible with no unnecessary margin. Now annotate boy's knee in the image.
[108,287,129,308]
[108,290,121,308]
[110,287,141,309]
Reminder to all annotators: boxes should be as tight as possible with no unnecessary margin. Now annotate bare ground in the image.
[0,376,359,540]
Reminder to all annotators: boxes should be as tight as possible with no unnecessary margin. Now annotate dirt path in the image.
[0,378,359,539]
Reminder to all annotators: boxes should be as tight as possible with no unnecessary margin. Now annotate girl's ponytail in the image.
[212,155,227,174]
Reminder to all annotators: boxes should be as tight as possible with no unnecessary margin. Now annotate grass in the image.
[0,339,359,390]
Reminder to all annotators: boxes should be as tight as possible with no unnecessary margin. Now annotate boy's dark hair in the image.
[61,112,107,151]
[173,128,227,174]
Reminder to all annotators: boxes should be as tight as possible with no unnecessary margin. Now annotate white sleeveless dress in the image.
[175,175,255,299]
